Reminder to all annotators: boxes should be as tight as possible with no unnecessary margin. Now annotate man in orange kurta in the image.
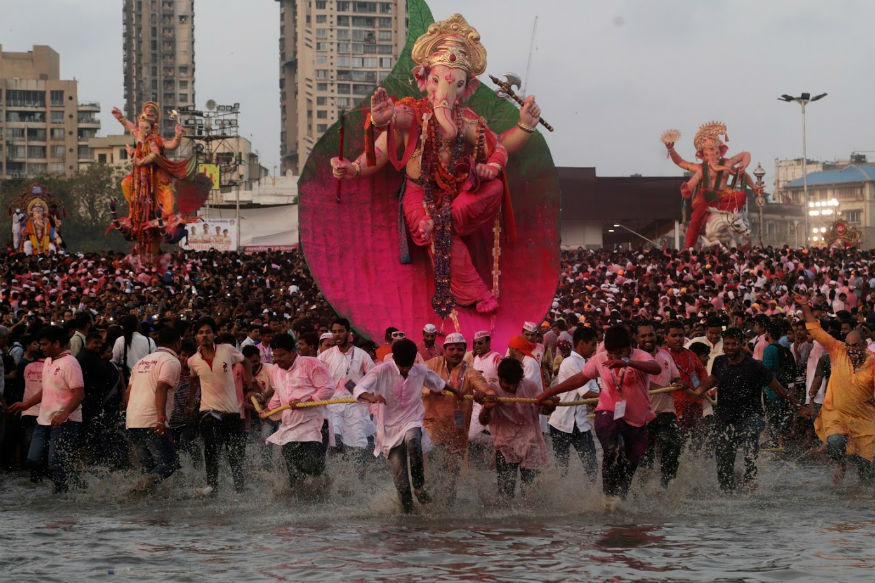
[796,295,874,482]
[423,332,491,500]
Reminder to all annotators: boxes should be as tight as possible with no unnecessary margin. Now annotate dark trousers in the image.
[128,428,178,479]
[593,411,649,498]
[713,415,765,492]
[826,434,875,480]
[387,428,425,513]
[199,411,246,492]
[495,449,539,499]
[171,422,201,468]
[764,398,792,446]
[281,441,326,488]
[27,421,81,492]
[549,425,597,478]
[642,412,682,487]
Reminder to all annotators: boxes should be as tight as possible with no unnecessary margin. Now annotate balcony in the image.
[78,102,100,111]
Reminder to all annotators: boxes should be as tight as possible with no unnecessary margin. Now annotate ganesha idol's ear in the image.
[459,77,480,102]
[412,65,429,92]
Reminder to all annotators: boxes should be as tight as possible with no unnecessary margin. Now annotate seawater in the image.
[0,448,871,582]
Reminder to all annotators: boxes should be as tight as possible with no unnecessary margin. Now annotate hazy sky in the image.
[3,0,873,186]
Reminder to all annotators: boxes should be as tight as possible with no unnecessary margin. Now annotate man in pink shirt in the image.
[634,322,682,487]
[354,338,459,514]
[538,325,660,506]
[477,358,549,500]
[9,326,84,493]
[262,333,336,492]
[124,326,182,490]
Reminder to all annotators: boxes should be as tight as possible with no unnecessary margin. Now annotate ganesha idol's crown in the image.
[412,13,487,76]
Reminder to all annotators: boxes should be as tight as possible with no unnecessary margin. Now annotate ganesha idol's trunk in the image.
[432,86,458,140]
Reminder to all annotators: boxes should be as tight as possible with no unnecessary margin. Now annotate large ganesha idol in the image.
[109,101,209,261]
[302,10,559,345]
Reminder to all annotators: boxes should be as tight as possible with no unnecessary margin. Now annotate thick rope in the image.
[252,385,700,419]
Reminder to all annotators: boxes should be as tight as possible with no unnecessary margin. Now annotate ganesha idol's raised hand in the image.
[328,14,542,317]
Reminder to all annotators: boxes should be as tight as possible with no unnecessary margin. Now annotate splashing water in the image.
[0,444,871,582]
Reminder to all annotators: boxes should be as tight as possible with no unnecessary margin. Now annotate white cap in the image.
[444,332,466,345]
[423,323,438,333]
[522,321,538,333]
[319,332,334,341]
[473,330,490,340]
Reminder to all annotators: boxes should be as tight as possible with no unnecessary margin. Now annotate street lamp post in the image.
[611,223,658,247]
[753,162,766,246]
[778,92,827,247]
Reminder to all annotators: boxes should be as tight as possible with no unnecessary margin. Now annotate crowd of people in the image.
[0,245,872,511]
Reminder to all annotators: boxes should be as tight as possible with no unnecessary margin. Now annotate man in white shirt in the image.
[468,330,502,452]
[353,338,459,514]
[124,326,182,490]
[112,314,157,379]
[10,325,84,493]
[187,317,253,495]
[264,333,336,492]
[318,317,375,478]
[548,326,600,479]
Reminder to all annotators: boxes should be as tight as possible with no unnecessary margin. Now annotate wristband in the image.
[517,121,535,133]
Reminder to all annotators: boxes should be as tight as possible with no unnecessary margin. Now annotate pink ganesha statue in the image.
[331,13,541,317]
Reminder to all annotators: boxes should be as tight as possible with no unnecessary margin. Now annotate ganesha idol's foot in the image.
[475,294,499,314]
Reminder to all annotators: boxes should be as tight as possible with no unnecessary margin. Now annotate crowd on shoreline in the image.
[0,245,872,511]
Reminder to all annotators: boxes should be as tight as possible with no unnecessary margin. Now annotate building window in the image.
[51,145,66,159]
[316,96,327,105]
[317,82,329,91]
[844,209,862,224]
[380,57,392,68]
[51,110,65,124]
[5,90,46,107]
[315,0,327,7]
[316,69,329,79]
[316,14,327,23]
[316,110,327,119]
[98,153,108,164]
[120,148,128,160]
[337,15,349,25]
[315,55,327,64]
[29,163,47,175]
[378,30,392,41]
[48,162,65,174]
[179,93,188,102]
[50,90,64,106]
[316,28,328,39]
[337,29,349,40]
[317,124,327,133]
[179,80,189,88]
[179,14,188,23]
[179,65,188,75]
[337,56,350,66]
[51,128,65,139]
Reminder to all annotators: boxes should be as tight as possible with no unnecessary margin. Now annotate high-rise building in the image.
[278,0,406,175]
[123,0,195,137]
[0,44,99,179]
